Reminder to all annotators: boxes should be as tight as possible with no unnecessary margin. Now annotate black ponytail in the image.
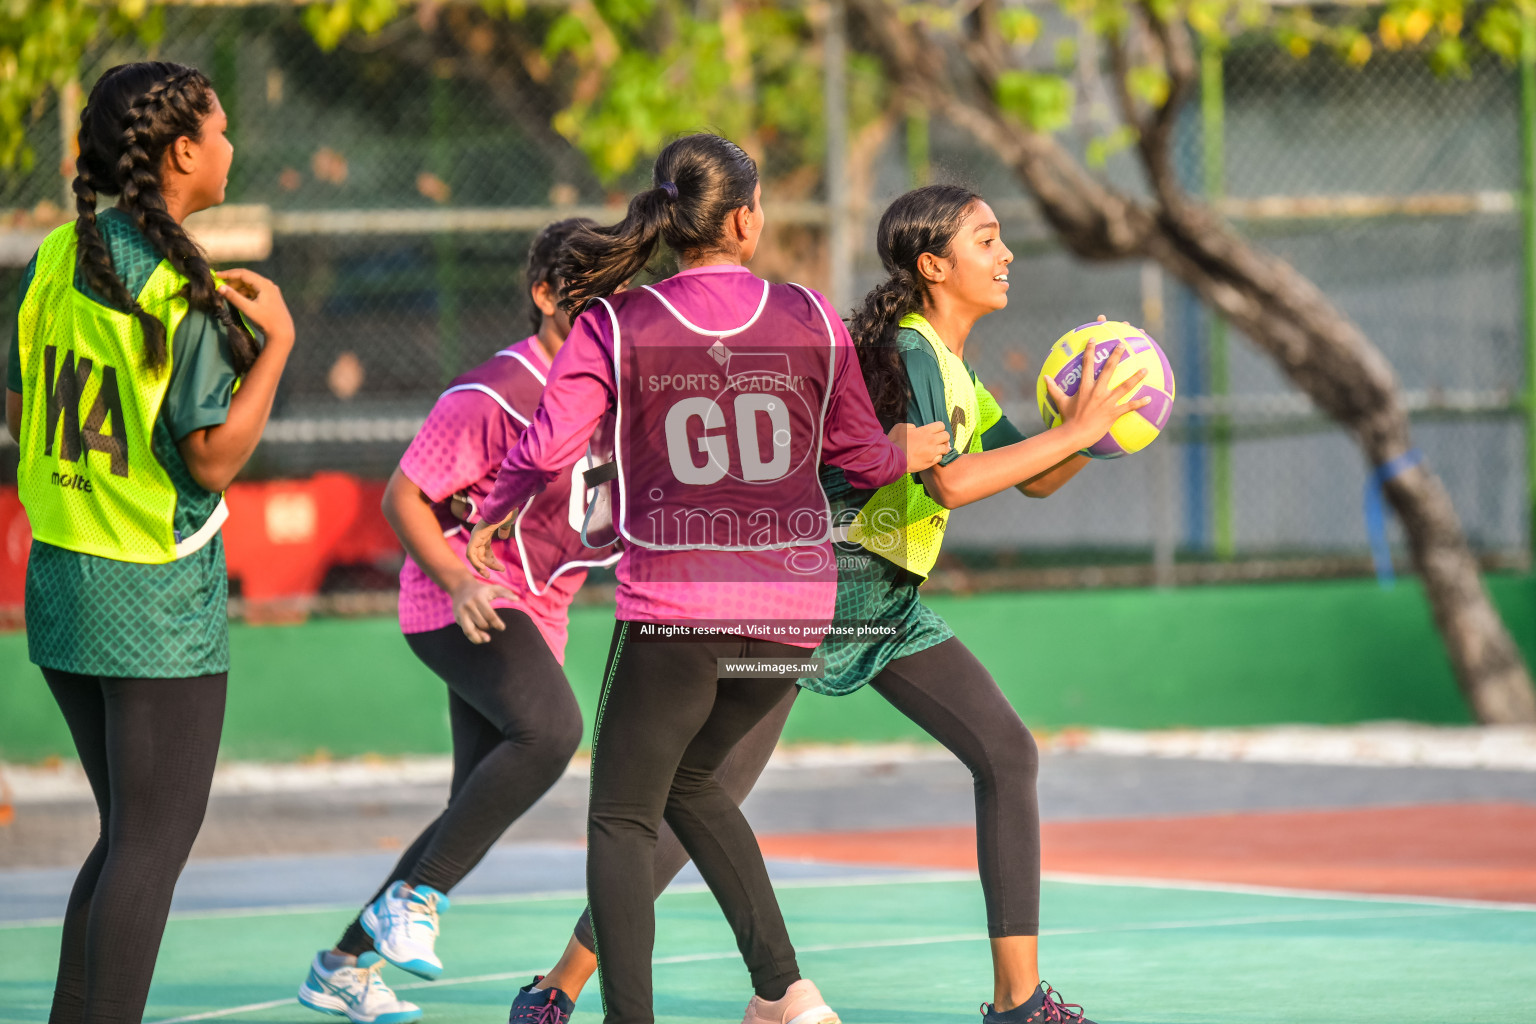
[74,61,260,375]
[848,184,980,423]
[556,133,759,314]
[525,216,597,333]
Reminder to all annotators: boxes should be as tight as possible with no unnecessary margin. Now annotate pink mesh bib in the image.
[440,345,620,595]
[594,282,836,556]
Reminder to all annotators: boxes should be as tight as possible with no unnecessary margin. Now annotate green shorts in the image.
[799,547,953,696]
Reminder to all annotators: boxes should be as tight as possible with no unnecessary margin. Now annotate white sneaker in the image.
[740,979,840,1024]
[360,881,449,980]
[298,951,423,1024]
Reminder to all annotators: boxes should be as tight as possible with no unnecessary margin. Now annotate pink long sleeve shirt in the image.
[480,265,906,647]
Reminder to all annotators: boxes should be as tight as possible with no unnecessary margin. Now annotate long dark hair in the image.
[848,184,980,423]
[555,134,759,314]
[73,61,259,374]
[525,216,596,333]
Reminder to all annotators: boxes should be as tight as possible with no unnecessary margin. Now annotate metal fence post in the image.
[1143,261,1177,587]
[57,78,81,209]
[906,108,930,188]
[824,0,853,313]
[431,64,461,383]
[1202,40,1233,561]
[1523,7,1536,558]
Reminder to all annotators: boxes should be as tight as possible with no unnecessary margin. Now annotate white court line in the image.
[8,867,1534,931]
[1040,870,1536,913]
[144,905,1481,1024]
[0,872,977,932]
[9,866,1535,931]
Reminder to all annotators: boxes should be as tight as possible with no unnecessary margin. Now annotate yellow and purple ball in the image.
[1035,319,1176,459]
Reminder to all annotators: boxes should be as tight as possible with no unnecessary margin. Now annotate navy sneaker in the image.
[509,976,575,1024]
[981,983,1095,1024]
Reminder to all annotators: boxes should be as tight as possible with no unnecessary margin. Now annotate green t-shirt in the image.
[821,325,1027,505]
[8,209,239,678]
[807,327,1028,696]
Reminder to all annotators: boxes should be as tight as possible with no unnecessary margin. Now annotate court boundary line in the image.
[141,904,1489,1024]
[1039,869,1536,912]
[0,871,978,931]
[8,865,1535,932]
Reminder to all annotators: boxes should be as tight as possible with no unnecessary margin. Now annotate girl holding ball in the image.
[812,183,1149,1024]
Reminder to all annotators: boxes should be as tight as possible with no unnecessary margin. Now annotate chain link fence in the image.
[1,5,1529,590]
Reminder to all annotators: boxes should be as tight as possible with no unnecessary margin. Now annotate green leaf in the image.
[996,69,1074,133]
[1428,34,1469,76]
[998,8,1041,46]
[1054,36,1078,69]
[1127,64,1170,107]
[1476,4,1522,63]
[1086,124,1138,168]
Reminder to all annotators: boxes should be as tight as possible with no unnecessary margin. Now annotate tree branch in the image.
[1138,0,1197,180]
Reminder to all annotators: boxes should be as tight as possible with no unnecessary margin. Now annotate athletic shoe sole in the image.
[785,1006,839,1024]
[360,905,443,980]
[297,983,423,1024]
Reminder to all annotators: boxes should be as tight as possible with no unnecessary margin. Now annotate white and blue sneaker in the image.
[360,881,450,980]
[298,951,422,1024]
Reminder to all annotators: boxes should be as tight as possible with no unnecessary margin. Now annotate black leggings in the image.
[586,623,805,1024]
[42,669,227,1024]
[570,634,1041,953]
[570,683,796,952]
[870,637,1041,936]
[336,608,583,955]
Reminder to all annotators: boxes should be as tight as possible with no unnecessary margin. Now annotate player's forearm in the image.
[923,424,1095,509]
[5,390,20,442]
[381,468,475,593]
[177,336,293,491]
[1019,453,1089,498]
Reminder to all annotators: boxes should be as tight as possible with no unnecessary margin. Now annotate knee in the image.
[974,718,1038,787]
[665,763,716,803]
[510,700,584,769]
[542,703,584,765]
[110,817,203,877]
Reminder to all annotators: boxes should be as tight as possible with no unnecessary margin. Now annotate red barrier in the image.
[0,489,29,610]
[0,475,402,620]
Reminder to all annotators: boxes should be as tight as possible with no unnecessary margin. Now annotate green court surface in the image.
[2,877,1532,1024]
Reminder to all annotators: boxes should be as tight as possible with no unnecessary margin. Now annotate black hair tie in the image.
[660,181,679,200]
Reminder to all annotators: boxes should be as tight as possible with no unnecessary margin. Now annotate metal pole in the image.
[906,109,930,188]
[431,65,460,383]
[58,77,81,209]
[1143,261,1177,587]
[1523,8,1536,557]
[824,0,853,313]
[1202,41,1234,561]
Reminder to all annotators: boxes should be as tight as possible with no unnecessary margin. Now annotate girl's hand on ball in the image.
[466,515,512,575]
[452,578,518,645]
[890,421,952,473]
[1044,340,1151,448]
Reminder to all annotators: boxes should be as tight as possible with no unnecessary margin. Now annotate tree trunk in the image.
[849,0,1536,723]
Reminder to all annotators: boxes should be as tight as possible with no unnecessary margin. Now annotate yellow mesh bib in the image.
[846,313,980,581]
[16,223,198,563]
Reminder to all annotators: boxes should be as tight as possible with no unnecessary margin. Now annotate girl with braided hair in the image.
[811,185,1148,1024]
[519,187,1147,1024]
[4,61,295,1024]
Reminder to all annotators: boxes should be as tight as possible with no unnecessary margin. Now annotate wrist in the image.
[1063,421,1099,451]
[260,331,295,355]
[442,566,476,595]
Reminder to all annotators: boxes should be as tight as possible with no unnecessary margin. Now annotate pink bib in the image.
[594,282,836,556]
[439,345,620,594]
